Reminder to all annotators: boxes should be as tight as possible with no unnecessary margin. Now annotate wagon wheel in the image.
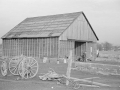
[73,82,80,89]
[19,57,38,79]
[1,61,7,76]
[9,55,26,75]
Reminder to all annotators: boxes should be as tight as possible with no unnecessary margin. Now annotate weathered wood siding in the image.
[74,41,97,60]
[58,40,97,60]
[59,14,97,42]
[3,37,58,58]
[59,40,74,58]
[86,42,97,59]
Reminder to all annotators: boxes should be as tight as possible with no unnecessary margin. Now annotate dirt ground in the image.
[0,51,120,90]
[0,71,120,90]
[0,63,120,90]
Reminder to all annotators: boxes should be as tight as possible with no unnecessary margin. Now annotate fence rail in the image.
[74,62,120,75]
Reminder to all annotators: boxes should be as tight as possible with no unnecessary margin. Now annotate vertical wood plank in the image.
[39,38,40,58]
[86,42,88,60]
[51,38,52,57]
[3,40,5,56]
[32,38,34,57]
[27,39,29,57]
[57,38,60,59]
[10,39,11,56]
[26,39,27,56]
[43,38,45,57]
[11,39,14,57]
[52,37,55,57]
[26,39,28,56]
[56,38,58,57]
[33,39,35,57]
[41,38,43,57]
[18,39,19,56]
[16,39,18,56]
[66,50,73,85]
[29,39,31,56]
[45,38,47,57]
[35,39,37,57]
[46,38,48,57]
[15,39,17,56]
[48,38,50,57]
[2,40,3,56]
[33,39,34,57]
[32,39,34,57]
[54,38,56,57]
[50,38,51,57]
[23,39,25,56]
[36,38,38,57]
[2,40,4,57]
[7,40,10,57]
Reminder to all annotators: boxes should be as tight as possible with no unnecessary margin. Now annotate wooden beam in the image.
[66,50,73,85]
[64,76,110,87]
[58,38,60,59]
[86,42,88,61]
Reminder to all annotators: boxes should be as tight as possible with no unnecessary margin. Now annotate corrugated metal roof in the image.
[2,12,82,38]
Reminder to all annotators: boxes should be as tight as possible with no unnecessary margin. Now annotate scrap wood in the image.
[57,75,100,89]
[69,83,99,89]
[76,84,100,88]
[83,77,100,80]
[39,68,63,81]
[62,75,110,87]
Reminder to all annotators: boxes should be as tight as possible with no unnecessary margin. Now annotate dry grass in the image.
[98,51,120,60]
[0,50,120,90]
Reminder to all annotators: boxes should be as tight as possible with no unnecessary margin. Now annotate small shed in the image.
[1,11,99,61]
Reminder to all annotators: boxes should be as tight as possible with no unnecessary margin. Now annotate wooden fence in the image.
[74,62,120,75]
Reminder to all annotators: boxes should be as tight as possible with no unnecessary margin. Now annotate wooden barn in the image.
[1,11,99,61]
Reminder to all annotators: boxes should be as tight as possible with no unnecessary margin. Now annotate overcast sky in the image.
[0,0,120,45]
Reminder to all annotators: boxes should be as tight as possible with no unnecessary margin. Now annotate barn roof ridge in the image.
[82,12,99,40]
[1,11,98,41]
[2,11,82,38]
[26,11,82,20]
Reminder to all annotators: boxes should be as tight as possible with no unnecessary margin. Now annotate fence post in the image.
[66,50,73,85]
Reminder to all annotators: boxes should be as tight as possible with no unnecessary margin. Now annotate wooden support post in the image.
[66,50,73,85]
[86,42,88,61]
[58,40,59,59]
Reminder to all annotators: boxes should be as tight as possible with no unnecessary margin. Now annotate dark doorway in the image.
[75,41,86,57]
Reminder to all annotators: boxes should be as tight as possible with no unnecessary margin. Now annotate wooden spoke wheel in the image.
[9,55,26,75]
[73,82,80,89]
[19,57,38,79]
[1,61,7,76]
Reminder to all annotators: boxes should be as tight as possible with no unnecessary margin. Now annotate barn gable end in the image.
[1,11,99,60]
[59,12,98,42]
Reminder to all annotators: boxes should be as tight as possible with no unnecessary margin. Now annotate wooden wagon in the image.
[1,55,39,79]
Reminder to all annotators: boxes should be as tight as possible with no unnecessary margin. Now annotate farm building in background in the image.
[1,11,99,61]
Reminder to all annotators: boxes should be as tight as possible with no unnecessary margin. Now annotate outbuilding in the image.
[1,11,99,62]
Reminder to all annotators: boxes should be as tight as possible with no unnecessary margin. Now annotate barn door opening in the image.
[75,41,86,57]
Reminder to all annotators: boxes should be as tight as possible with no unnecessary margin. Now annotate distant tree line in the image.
[97,42,120,51]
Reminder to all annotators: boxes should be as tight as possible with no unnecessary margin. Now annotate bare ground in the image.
[0,50,120,90]
[0,62,120,90]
